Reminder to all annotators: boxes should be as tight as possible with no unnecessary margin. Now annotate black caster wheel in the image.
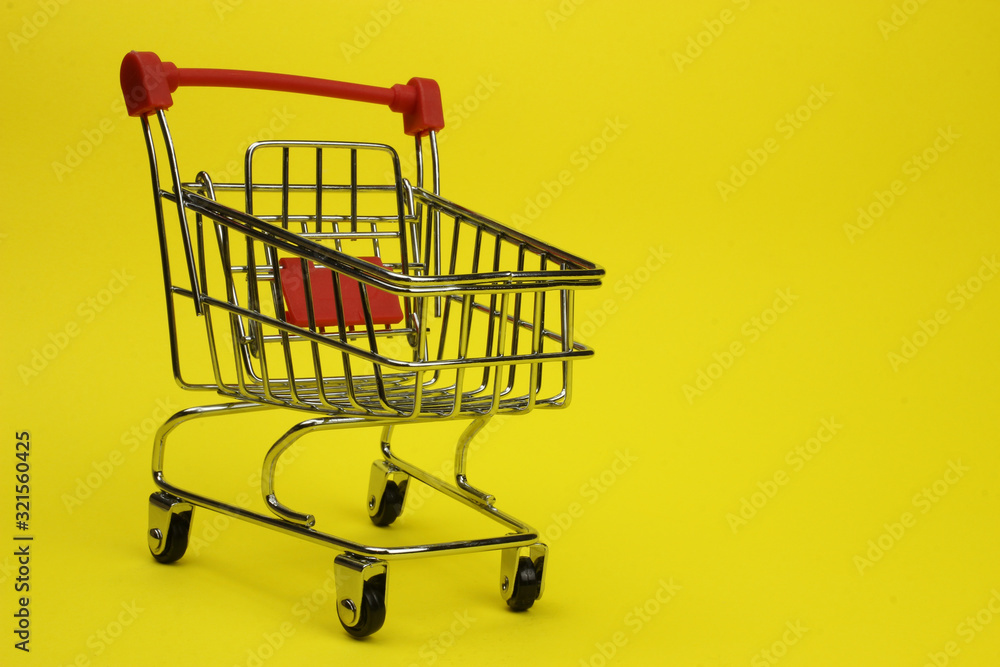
[148,492,193,564]
[341,573,387,638]
[506,556,542,611]
[369,481,404,527]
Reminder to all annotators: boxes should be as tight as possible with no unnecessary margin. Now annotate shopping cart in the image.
[120,51,603,637]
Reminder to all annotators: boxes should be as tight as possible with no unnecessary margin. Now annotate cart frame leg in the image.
[452,416,496,505]
[378,419,506,517]
[151,401,543,560]
[260,415,373,527]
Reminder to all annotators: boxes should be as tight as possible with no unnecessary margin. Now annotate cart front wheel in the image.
[369,481,404,527]
[367,460,409,527]
[341,573,387,638]
[506,556,542,611]
[148,492,193,564]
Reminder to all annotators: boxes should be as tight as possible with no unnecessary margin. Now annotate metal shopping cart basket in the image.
[120,51,604,637]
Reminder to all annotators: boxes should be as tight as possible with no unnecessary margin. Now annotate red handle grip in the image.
[120,51,444,137]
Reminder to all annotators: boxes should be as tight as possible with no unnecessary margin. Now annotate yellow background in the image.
[2,1,999,665]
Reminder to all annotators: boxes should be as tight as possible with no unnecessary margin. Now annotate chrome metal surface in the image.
[500,543,548,602]
[367,459,410,519]
[454,416,496,506]
[334,554,387,628]
[151,402,542,559]
[132,73,603,631]
[147,492,193,556]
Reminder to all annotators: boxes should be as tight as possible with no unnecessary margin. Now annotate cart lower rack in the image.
[121,51,603,637]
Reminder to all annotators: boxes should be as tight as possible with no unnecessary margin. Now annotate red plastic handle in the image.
[120,51,444,137]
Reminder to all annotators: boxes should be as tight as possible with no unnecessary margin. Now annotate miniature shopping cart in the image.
[120,51,603,637]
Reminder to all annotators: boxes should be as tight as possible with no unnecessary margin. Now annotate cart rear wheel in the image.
[341,573,387,638]
[148,492,192,564]
[369,481,404,527]
[506,556,541,611]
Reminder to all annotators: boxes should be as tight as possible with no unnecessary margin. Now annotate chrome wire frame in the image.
[152,403,537,560]
[139,108,604,562]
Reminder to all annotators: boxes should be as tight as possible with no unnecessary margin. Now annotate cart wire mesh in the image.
[143,119,603,421]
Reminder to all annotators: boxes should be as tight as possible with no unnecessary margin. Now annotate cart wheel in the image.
[147,492,193,564]
[369,481,404,527]
[367,460,409,527]
[506,556,542,611]
[340,573,387,638]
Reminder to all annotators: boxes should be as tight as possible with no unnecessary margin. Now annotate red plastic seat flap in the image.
[277,257,404,328]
